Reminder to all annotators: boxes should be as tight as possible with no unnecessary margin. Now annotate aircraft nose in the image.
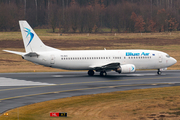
[170,57,177,65]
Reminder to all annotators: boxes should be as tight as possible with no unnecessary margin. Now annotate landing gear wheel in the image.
[100,71,107,76]
[88,70,94,76]
[157,69,162,75]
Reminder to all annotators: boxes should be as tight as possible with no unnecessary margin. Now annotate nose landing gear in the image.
[157,69,162,75]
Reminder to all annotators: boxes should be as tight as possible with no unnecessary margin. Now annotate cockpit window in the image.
[166,55,170,58]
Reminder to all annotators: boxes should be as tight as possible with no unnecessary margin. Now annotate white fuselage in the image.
[23,49,176,70]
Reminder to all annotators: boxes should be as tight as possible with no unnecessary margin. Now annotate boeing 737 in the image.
[3,21,177,76]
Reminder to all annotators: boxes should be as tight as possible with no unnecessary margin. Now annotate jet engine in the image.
[116,64,136,73]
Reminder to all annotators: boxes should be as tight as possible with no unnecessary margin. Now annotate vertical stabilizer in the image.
[19,20,58,53]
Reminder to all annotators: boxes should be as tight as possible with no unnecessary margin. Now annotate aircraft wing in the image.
[90,62,120,71]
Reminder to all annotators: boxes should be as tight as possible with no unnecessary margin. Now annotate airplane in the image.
[3,21,177,76]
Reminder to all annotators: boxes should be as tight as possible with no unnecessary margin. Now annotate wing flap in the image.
[90,62,120,71]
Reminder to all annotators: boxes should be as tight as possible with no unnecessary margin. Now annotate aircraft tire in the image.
[157,69,162,75]
[88,70,94,76]
[157,71,162,75]
[100,71,107,76]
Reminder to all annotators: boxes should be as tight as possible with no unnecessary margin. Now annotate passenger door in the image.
[50,55,55,64]
[159,53,163,63]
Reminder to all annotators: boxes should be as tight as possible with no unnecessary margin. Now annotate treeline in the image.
[0,0,180,33]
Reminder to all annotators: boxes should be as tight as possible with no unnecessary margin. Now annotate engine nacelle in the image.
[116,64,136,73]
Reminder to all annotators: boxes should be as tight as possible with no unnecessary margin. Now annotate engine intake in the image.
[116,64,136,73]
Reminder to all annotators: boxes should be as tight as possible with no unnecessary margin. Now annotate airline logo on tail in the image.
[24,28,34,46]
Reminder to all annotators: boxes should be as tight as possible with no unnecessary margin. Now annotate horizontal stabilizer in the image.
[3,50,26,56]
[24,52,39,57]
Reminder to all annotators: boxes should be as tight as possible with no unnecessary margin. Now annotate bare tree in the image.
[35,0,37,24]
[68,1,80,32]
[24,0,26,18]
[105,4,116,32]
[49,4,58,32]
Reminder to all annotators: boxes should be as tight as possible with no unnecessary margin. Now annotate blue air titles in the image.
[126,52,150,56]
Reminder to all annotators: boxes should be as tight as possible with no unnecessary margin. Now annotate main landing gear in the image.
[100,71,107,76]
[87,70,107,76]
[157,69,162,75]
[88,70,94,76]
